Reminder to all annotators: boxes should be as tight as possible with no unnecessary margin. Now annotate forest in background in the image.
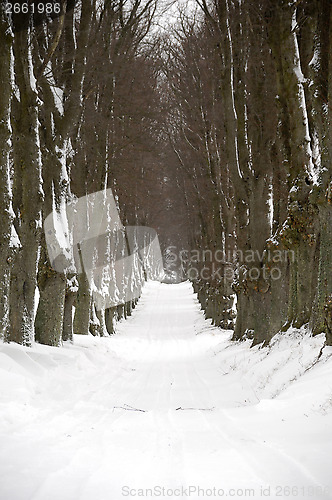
[0,0,331,348]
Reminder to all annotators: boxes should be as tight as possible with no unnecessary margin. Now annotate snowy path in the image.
[0,282,332,500]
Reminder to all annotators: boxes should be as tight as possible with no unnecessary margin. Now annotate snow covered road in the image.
[0,282,332,500]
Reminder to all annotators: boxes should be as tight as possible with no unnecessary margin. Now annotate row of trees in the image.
[1,0,331,349]
[0,0,168,346]
[165,0,332,345]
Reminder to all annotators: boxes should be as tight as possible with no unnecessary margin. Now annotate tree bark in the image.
[35,236,66,346]
[0,10,13,339]
[8,30,43,346]
[73,270,91,335]
[62,285,76,341]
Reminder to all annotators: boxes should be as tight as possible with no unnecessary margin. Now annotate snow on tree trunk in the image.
[0,10,14,340]
[269,1,317,331]
[8,29,43,346]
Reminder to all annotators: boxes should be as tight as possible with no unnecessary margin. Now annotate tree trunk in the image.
[268,1,316,331]
[310,2,332,344]
[96,308,108,337]
[73,271,91,335]
[105,307,117,334]
[311,201,332,342]
[35,237,66,346]
[7,30,42,346]
[0,11,13,339]
[62,286,76,341]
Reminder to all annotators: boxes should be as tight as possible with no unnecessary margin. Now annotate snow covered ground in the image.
[0,281,332,500]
